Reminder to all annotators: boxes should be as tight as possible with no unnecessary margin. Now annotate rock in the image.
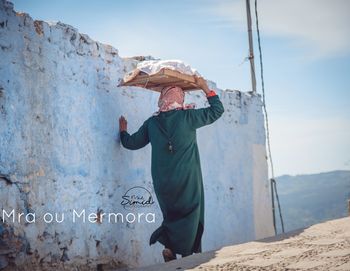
[0,255,8,269]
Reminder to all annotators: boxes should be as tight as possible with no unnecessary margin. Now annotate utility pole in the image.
[245,0,257,94]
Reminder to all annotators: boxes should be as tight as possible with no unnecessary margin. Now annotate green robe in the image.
[120,95,224,256]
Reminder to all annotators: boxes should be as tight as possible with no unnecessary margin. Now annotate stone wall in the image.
[0,1,274,269]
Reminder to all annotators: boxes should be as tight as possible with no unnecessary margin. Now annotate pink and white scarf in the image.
[153,86,195,116]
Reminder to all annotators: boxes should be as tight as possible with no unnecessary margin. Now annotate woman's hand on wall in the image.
[119,116,127,132]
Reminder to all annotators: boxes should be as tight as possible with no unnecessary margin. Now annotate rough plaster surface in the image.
[0,0,274,269]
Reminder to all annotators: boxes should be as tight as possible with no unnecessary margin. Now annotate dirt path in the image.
[127,216,350,270]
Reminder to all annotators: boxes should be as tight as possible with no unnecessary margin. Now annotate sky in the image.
[11,0,350,177]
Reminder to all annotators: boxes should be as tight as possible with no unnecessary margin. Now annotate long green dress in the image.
[120,94,224,256]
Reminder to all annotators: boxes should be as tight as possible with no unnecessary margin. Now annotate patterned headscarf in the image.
[153,86,195,116]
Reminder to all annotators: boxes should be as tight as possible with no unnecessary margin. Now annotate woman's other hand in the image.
[194,76,210,94]
[119,116,127,132]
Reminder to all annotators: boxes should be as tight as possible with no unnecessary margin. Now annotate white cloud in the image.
[203,0,350,58]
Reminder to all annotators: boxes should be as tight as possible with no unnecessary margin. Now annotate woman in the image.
[119,76,224,262]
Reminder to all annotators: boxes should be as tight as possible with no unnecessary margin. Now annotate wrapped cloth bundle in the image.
[119,59,205,92]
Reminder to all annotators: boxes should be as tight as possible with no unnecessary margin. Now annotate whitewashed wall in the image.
[0,0,274,270]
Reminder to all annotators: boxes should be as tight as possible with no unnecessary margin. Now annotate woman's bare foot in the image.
[162,248,176,262]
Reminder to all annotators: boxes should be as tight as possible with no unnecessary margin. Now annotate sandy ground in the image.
[125,216,350,271]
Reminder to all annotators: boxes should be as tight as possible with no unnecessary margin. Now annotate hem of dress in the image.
[149,221,204,256]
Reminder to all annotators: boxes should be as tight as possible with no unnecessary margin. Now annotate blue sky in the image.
[12,0,350,176]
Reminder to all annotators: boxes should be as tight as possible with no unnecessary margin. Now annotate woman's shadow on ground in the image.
[126,228,306,271]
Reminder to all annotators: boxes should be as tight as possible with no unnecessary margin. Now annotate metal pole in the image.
[273,179,285,233]
[271,178,277,235]
[246,0,257,93]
